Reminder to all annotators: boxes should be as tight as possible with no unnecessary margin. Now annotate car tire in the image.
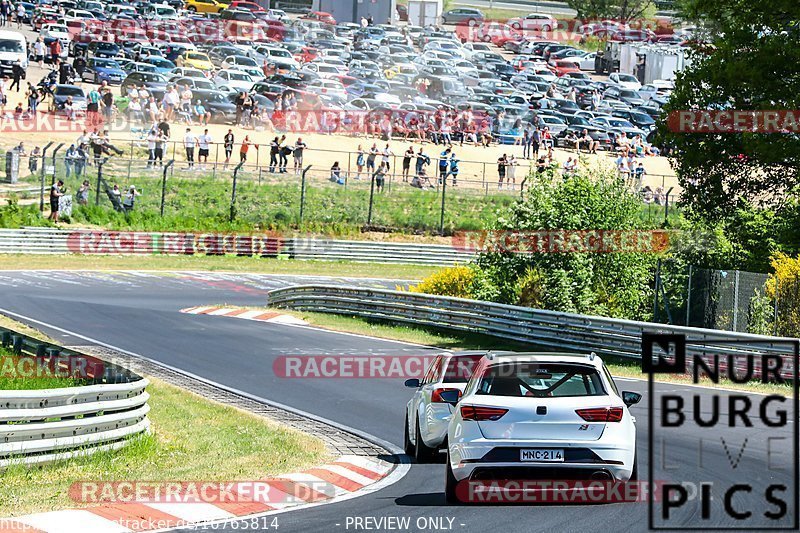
[414,422,437,463]
[444,452,461,504]
[403,414,415,456]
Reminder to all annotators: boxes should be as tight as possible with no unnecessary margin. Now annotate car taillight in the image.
[576,407,624,422]
[460,405,508,421]
[431,388,459,403]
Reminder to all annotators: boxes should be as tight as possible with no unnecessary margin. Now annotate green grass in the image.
[0,376,329,517]
[15,170,517,235]
[0,348,86,390]
[0,254,439,279]
[278,310,792,395]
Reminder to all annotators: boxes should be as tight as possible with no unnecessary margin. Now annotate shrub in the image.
[408,266,475,299]
[765,253,800,337]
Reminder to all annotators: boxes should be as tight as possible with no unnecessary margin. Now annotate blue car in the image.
[142,56,177,76]
[83,58,127,85]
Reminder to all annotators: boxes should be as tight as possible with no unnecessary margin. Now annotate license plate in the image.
[520,448,564,462]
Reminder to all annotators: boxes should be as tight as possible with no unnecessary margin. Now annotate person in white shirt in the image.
[197,129,212,169]
[183,128,196,169]
[381,144,393,171]
[34,39,46,68]
[147,129,158,167]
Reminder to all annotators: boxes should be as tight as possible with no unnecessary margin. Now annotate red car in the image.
[475,22,520,46]
[301,11,336,25]
[226,1,265,12]
[552,60,582,77]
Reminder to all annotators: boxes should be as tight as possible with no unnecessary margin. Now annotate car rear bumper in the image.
[449,439,634,482]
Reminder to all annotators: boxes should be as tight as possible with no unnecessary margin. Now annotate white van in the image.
[0,31,28,74]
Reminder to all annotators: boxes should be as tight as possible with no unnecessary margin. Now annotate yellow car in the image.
[177,51,215,71]
[184,0,226,14]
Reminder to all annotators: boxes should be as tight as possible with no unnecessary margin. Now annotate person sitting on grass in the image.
[330,161,344,184]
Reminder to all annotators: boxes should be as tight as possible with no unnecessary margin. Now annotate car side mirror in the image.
[404,378,420,388]
[439,389,462,405]
[622,391,642,407]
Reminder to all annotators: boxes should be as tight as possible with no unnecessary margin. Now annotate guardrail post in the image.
[38,141,54,212]
[94,157,109,206]
[160,160,174,217]
[299,164,311,224]
[50,143,64,185]
[230,160,245,222]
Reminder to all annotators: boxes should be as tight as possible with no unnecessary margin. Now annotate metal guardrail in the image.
[265,285,799,376]
[0,227,473,266]
[0,325,150,469]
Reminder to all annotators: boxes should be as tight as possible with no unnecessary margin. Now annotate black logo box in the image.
[643,333,799,531]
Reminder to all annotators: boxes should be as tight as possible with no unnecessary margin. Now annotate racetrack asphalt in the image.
[0,270,795,533]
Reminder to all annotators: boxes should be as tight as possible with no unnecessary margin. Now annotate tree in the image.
[566,0,652,20]
[471,171,658,320]
[660,0,800,222]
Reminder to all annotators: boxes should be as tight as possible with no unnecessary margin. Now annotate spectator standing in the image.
[197,129,212,170]
[278,134,290,173]
[401,145,414,182]
[268,136,279,172]
[381,143,393,172]
[73,53,86,78]
[415,147,430,178]
[374,163,386,193]
[497,154,507,189]
[293,137,306,174]
[49,39,61,67]
[183,127,196,169]
[240,135,256,163]
[33,38,45,68]
[146,129,157,167]
[64,144,76,177]
[438,146,451,184]
[9,61,21,92]
[355,144,365,179]
[48,180,64,222]
[29,146,40,173]
[366,143,378,172]
[449,153,459,186]
[506,155,518,190]
[522,126,532,159]
[223,129,234,168]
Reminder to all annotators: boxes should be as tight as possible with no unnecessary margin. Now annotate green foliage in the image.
[407,266,475,298]
[661,0,800,220]
[747,288,774,336]
[765,253,800,337]
[0,198,53,229]
[475,170,658,319]
[566,0,653,19]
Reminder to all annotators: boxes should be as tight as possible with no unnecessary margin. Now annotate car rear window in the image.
[443,354,484,383]
[477,362,606,397]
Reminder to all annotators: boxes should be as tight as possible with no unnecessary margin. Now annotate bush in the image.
[474,170,657,319]
[0,198,52,228]
[407,266,475,299]
[765,253,800,337]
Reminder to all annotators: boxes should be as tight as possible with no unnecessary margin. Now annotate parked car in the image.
[82,57,126,84]
[441,7,484,25]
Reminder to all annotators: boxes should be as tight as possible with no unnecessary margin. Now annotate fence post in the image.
[49,143,64,186]
[367,168,377,227]
[732,270,740,331]
[160,160,174,217]
[94,157,109,206]
[439,173,447,235]
[299,164,311,224]
[38,141,54,212]
[685,264,693,326]
[664,186,674,226]
[230,160,245,222]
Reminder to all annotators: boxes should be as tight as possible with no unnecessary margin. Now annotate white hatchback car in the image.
[442,352,641,503]
[403,351,486,462]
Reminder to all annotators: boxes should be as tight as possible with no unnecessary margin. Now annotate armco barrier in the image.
[0,227,473,265]
[0,326,150,468]
[265,285,799,377]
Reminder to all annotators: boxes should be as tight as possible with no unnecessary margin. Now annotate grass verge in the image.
[277,310,793,396]
[0,375,330,517]
[0,254,439,279]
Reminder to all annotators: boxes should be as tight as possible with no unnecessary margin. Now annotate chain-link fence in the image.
[655,261,772,334]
